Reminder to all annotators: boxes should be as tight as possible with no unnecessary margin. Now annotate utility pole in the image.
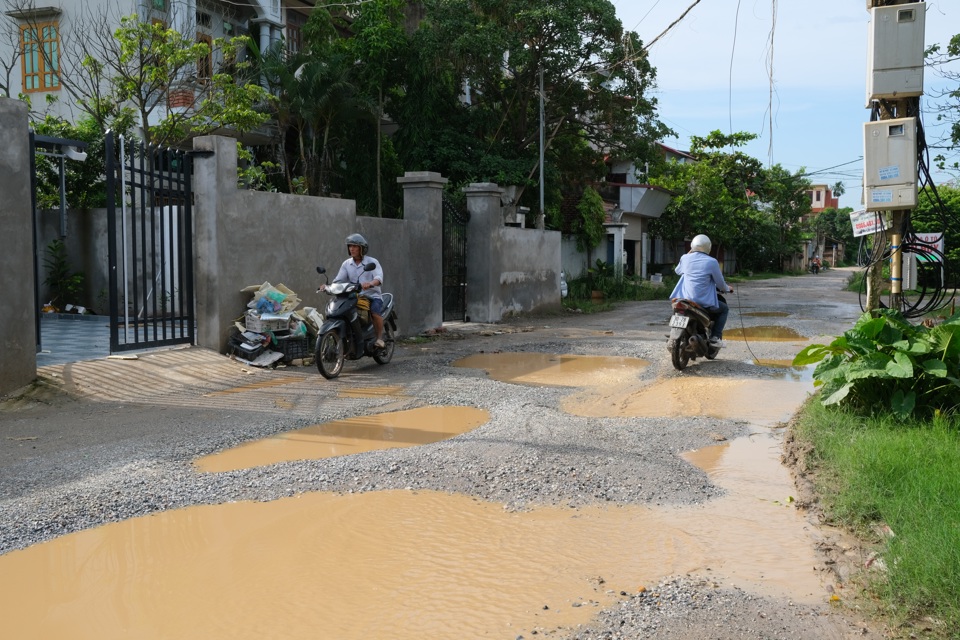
[864,1,924,312]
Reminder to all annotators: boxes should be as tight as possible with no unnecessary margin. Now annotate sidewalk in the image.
[37,314,111,368]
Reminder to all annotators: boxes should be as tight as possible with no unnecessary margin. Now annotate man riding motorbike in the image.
[326,233,385,349]
[669,234,734,345]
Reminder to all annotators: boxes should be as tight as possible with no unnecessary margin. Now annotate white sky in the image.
[612,0,958,209]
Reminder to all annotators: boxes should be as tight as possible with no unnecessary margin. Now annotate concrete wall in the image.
[0,99,37,396]
[36,208,110,313]
[464,182,562,322]
[192,135,444,353]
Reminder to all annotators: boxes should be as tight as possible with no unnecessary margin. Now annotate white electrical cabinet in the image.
[863,117,918,210]
[865,2,925,104]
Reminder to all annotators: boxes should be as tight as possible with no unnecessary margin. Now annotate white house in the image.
[2,0,314,132]
[597,143,698,280]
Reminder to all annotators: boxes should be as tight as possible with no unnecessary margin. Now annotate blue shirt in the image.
[669,251,729,309]
[334,256,383,301]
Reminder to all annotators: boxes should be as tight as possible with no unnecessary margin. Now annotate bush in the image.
[794,309,960,418]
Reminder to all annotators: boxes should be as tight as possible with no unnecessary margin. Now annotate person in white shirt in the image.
[330,233,385,348]
[669,234,733,344]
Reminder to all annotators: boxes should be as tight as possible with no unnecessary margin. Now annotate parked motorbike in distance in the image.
[314,264,398,379]
[667,294,725,371]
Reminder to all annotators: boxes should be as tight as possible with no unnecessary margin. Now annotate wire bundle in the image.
[856,100,956,318]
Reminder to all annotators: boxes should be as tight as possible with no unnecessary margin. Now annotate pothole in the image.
[726,325,806,341]
[0,434,830,640]
[195,406,490,473]
[452,352,649,387]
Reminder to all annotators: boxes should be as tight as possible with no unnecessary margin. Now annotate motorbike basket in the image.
[357,295,371,323]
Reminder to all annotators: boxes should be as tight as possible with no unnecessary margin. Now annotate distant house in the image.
[559,142,730,280]
[803,184,840,219]
[2,0,316,142]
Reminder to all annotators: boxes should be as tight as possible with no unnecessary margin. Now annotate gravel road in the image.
[0,267,889,638]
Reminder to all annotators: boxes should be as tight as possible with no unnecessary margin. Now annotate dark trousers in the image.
[706,299,730,339]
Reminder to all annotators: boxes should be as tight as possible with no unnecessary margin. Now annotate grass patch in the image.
[793,401,960,637]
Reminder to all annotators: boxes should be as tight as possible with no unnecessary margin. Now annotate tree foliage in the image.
[31,114,109,210]
[574,186,606,256]
[811,206,856,265]
[76,15,271,148]
[925,34,960,174]
[649,131,811,272]
[911,184,960,286]
[392,0,671,216]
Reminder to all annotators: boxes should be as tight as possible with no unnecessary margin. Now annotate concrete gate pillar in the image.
[0,98,37,396]
[397,171,447,333]
[464,182,504,323]
[604,222,628,280]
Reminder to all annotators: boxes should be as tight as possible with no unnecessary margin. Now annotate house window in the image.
[20,21,60,92]
[197,33,213,81]
[815,191,822,202]
[286,11,306,54]
[153,0,167,10]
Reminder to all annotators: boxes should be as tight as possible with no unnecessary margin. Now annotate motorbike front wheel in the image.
[671,335,690,370]
[373,323,395,365]
[316,331,345,379]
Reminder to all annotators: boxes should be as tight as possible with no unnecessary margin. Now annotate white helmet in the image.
[691,234,712,254]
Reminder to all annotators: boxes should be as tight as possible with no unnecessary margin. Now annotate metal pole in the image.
[538,64,545,230]
[59,155,67,238]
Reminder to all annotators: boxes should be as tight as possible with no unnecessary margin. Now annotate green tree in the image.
[925,33,960,174]
[31,114,111,210]
[72,13,270,148]
[650,131,763,255]
[754,163,811,270]
[393,0,670,217]
[651,131,812,273]
[574,186,606,264]
[911,184,960,286]
[345,0,408,215]
[811,207,856,266]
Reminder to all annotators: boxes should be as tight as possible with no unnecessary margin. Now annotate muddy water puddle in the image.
[453,352,649,386]
[0,433,828,640]
[752,360,815,382]
[563,376,813,426]
[741,311,790,318]
[195,406,489,473]
[726,325,806,341]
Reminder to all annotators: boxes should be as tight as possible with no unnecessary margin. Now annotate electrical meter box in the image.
[863,117,917,211]
[865,2,925,105]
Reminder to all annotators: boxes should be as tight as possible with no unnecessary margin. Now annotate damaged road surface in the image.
[0,267,883,639]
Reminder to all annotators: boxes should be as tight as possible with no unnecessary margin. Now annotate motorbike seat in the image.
[672,298,712,325]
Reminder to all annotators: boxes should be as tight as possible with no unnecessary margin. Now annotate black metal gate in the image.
[442,195,469,321]
[105,132,195,352]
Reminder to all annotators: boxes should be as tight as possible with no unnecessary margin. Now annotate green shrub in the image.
[42,239,85,309]
[794,309,960,418]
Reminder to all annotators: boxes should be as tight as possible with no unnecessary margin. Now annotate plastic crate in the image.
[245,310,290,333]
[232,341,265,361]
[275,334,311,363]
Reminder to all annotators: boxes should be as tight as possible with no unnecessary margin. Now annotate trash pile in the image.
[227,282,323,367]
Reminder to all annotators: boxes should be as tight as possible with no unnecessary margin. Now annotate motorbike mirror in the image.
[364,263,376,272]
[316,266,326,274]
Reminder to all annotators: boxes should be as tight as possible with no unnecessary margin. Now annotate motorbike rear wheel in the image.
[671,335,690,370]
[373,323,395,365]
[316,331,345,379]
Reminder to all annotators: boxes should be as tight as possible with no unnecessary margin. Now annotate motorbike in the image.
[314,264,398,379]
[667,294,726,371]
